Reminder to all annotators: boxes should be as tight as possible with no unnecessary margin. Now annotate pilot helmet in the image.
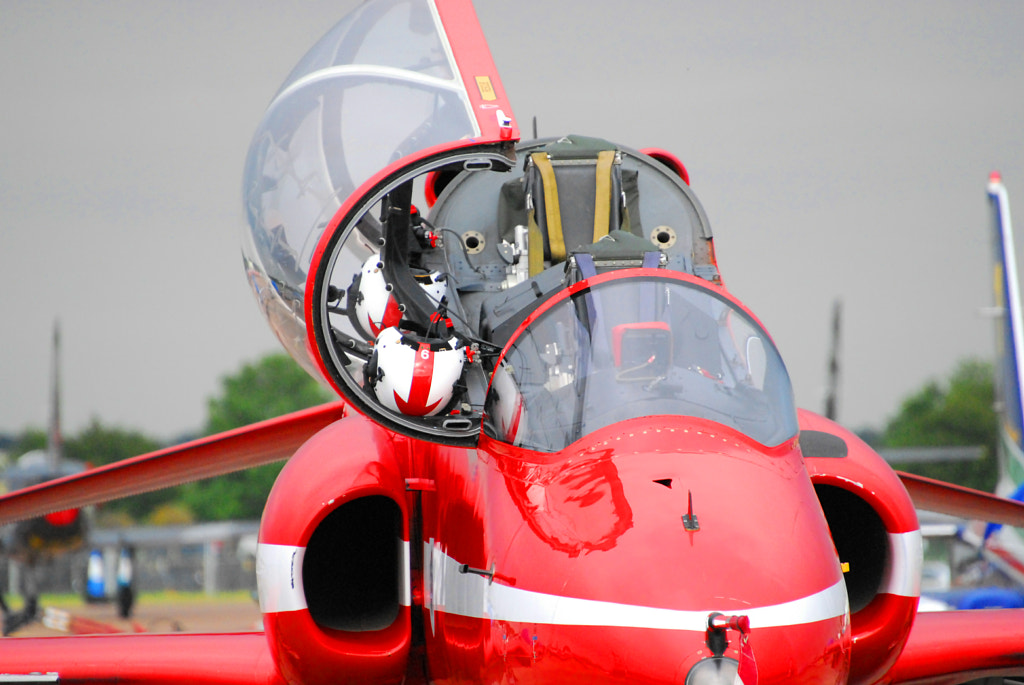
[353,254,401,338]
[413,270,448,308]
[368,326,465,416]
[352,254,449,338]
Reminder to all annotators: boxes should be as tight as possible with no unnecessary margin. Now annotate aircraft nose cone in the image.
[484,420,851,683]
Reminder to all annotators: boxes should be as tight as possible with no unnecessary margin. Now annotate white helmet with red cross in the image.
[368,326,465,416]
[353,254,449,339]
[353,254,402,338]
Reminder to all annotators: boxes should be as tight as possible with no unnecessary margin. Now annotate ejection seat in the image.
[498,135,654,276]
[480,136,667,344]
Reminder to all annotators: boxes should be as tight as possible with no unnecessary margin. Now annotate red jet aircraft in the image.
[2,1,1024,683]
[0,324,91,635]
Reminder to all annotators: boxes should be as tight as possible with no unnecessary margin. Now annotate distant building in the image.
[3,521,259,597]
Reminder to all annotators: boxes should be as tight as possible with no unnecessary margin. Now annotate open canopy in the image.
[242,0,720,446]
[242,0,517,385]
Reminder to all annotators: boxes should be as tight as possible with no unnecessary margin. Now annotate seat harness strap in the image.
[593,150,616,243]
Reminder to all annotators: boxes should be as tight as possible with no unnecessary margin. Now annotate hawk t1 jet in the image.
[1,1,1023,683]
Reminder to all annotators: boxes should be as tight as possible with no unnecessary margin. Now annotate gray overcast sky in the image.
[1,1,1023,441]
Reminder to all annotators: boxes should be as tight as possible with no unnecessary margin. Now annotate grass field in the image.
[8,588,255,609]
[10,590,263,637]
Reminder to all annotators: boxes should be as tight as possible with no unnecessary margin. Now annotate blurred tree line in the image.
[0,354,1002,524]
[3,353,331,525]
[875,358,998,493]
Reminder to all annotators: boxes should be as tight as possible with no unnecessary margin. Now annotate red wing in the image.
[0,632,284,685]
[892,473,1024,683]
[0,401,346,526]
[888,609,1024,684]
[897,470,1024,527]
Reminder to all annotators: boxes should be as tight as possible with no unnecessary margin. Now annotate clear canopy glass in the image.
[483,274,798,452]
[239,0,739,447]
[241,0,478,377]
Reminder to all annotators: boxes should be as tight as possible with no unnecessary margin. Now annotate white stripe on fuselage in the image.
[426,544,849,633]
[881,530,923,598]
[257,539,858,631]
[257,540,412,614]
[257,543,307,613]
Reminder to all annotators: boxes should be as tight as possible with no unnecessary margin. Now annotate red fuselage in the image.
[415,414,851,684]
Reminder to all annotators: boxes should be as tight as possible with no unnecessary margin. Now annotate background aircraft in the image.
[959,173,1024,592]
[0,324,88,634]
[905,174,1024,612]
[0,1,1023,684]
[0,327,137,635]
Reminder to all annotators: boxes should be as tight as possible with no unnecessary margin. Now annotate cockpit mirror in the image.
[746,336,767,391]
